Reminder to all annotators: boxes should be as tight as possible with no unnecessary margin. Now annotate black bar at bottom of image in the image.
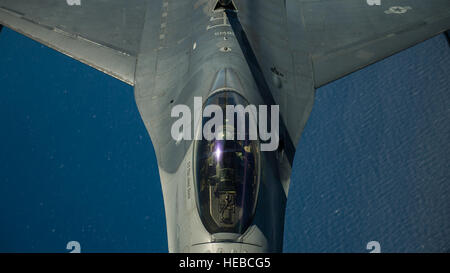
[0,253,446,272]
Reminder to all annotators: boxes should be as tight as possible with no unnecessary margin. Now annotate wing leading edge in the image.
[298,0,450,87]
[0,0,149,85]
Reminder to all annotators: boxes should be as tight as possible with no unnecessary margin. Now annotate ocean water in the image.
[0,27,448,253]
[285,34,450,253]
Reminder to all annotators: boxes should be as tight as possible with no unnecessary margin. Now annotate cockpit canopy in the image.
[194,91,260,234]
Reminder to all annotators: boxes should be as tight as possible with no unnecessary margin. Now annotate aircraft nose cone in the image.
[189,242,266,253]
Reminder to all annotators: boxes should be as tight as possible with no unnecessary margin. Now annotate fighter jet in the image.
[0,0,448,253]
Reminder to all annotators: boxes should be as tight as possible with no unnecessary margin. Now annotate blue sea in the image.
[0,27,448,253]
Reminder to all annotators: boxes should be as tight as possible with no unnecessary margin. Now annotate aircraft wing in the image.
[0,0,147,85]
[299,0,450,88]
[1,0,448,157]
[234,0,449,161]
